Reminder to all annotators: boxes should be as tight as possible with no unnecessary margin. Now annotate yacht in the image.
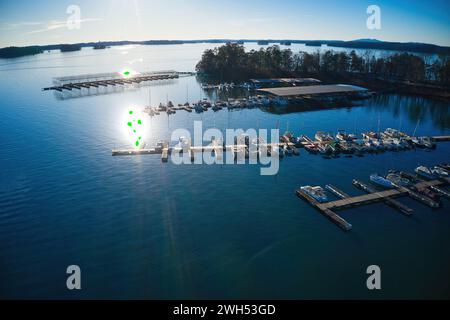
[370,173,395,188]
[300,186,328,203]
[382,128,407,139]
[194,102,204,113]
[419,137,436,149]
[431,166,449,178]
[415,166,437,179]
[386,173,411,187]
[362,131,380,140]
[315,131,334,142]
[336,130,356,142]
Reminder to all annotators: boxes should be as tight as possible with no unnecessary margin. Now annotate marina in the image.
[3,38,450,299]
[296,170,449,231]
[42,71,194,92]
[112,131,449,161]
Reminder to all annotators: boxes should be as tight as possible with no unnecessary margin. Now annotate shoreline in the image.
[2,38,450,59]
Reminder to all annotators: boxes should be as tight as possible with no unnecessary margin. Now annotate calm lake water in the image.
[0,43,449,299]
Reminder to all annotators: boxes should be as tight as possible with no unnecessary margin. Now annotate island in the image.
[0,46,43,58]
[60,44,82,52]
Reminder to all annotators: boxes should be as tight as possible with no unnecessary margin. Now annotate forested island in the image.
[195,43,450,97]
[0,46,43,58]
[60,44,82,52]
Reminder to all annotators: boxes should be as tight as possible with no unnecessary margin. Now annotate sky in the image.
[0,0,449,48]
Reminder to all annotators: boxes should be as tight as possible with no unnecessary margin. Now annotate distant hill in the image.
[353,38,382,43]
[1,38,449,59]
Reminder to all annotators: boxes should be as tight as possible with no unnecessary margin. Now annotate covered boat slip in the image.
[249,77,321,87]
[257,84,369,98]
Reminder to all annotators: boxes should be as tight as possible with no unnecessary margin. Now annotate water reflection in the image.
[366,94,450,130]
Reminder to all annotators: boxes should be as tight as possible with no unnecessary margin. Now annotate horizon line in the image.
[3,38,450,50]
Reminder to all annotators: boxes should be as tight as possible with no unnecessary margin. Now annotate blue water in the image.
[0,44,449,299]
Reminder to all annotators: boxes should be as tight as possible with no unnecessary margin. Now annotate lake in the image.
[0,43,449,299]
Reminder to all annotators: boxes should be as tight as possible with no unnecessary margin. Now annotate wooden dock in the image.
[112,141,297,162]
[318,188,407,211]
[296,176,448,231]
[432,136,450,142]
[43,73,180,92]
[112,148,161,156]
[296,189,353,231]
[352,180,413,216]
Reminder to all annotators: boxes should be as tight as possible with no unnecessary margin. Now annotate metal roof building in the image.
[257,84,368,97]
[249,78,321,86]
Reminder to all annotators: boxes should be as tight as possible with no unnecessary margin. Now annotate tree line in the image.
[195,43,450,86]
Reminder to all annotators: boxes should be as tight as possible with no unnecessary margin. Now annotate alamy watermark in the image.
[367,5,381,30]
[66,265,81,290]
[67,5,81,30]
[366,265,381,290]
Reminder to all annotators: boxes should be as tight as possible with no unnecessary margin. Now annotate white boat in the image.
[419,137,436,149]
[336,130,356,142]
[431,166,449,178]
[300,186,328,203]
[370,173,395,188]
[315,131,333,142]
[386,173,411,187]
[415,166,437,179]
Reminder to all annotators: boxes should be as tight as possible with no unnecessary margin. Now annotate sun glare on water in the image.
[122,108,147,149]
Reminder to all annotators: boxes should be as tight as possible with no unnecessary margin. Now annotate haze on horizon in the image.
[0,0,449,48]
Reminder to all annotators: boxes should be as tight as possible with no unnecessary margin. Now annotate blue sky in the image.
[0,0,449,47]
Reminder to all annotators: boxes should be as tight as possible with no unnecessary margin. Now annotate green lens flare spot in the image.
[133,130,136,133]
[124,71,130,76]
[129,111,133,115]
[135,141,139,146]
[139,136,142,140]
[137,120,142,125]
[127,122,132,127]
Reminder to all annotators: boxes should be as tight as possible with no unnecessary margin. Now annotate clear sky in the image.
[0,0,449,48]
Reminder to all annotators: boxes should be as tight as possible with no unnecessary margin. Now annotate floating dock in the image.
[296,188,353,231]
[352,180,413,216]
[112,141,296,162]
[296,175,448,231]
[43,73,179,92]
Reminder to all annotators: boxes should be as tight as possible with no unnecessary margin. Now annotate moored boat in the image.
[370,173,395,188]
[315,131,334,142]
[431,166,449,178]
[300,186,328,203]
[415,166,437,179]
[336,130,356,142]
[386,173,411,187]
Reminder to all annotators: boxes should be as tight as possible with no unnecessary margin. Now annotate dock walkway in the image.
[43,73,180,92]
[296,176,448,231]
